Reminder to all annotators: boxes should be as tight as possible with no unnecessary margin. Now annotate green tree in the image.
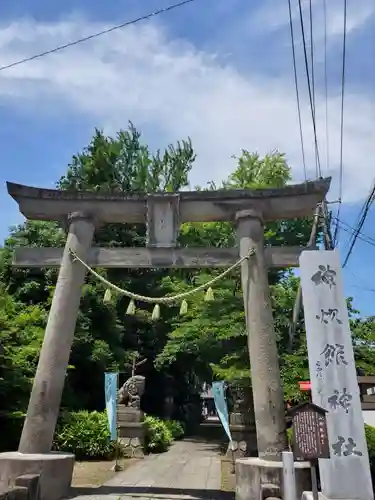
[157,151,316,392]
[0,123,199,446]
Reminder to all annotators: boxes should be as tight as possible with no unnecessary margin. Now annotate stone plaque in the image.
[300,250,373,500]
[146,194,180,248]
[289,402,329,460]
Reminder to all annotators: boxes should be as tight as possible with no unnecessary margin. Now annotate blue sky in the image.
[0,0,374,315]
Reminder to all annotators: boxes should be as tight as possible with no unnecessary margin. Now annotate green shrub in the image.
[144,416,173,453]
[286,427,293,448]
[54,410,115,460]
[165,420,185,440]
[365,424,375,488]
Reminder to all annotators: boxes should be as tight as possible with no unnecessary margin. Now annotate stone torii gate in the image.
[2,178,330,498]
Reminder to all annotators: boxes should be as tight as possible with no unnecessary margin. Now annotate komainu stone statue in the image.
[117,375,145,409]
[117,375,146,458]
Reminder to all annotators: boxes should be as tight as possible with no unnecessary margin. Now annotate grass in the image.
[220,456,236,493]
[72,459,134,487]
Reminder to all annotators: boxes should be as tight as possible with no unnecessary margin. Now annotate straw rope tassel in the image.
[103,289,112,304]
[152,304,160,320]
[180,300,188,315]
[126,299,136,315]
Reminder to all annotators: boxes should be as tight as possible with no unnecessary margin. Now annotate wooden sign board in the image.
[289,402,330,461]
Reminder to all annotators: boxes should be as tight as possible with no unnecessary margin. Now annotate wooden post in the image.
[236,210,286,460]
[18,213,95,454]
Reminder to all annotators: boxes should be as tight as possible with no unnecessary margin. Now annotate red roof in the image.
[298,381,312,391]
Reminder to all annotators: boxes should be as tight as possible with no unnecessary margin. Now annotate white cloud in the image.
[250,0,375,42]
[0,17,374,203]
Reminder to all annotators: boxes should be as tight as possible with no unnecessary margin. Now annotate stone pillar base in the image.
[119,422,146,458]
[117,405,146,458]
[0,451,74,500]
[226,424,257,459]
[302,493,328,500]
[235,456,311,500]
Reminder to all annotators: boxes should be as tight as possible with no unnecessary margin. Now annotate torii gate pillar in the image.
[18,213,95,454]
[236,210,286,459]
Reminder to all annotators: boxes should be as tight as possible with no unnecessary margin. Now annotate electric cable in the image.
[309,0,316,123]
[333,212,375,260]
[332,222,375,249]
[342,182,375,267]
[333,0,348,245]
[335,218,375,246]
[287,0,307,181]
[297,0,322,178]
[323,0,330,172]
[0,0,198,72]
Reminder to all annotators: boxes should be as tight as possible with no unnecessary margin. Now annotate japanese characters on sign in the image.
[332,436,363,457]
[328,388,353,414]
[316,308,342,325]
[320,343,348,367]
[310,264,337,288]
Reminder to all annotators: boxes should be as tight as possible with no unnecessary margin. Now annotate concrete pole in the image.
[236,210,286,460]
[282,451,297,500]
[18,213,95,454]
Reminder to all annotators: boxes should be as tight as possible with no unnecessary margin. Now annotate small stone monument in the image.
[117,375,146,458]
[227,384,257,458]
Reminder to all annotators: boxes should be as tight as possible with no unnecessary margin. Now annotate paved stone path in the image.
[68,439,234,500]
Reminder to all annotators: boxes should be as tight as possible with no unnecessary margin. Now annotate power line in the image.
[297,0,322,178]
[323,0,330,173]
[332,218,375,247]
[342,183,375,267]
[346,270,375,294]
[309,0,316,121]
[333,0,348,245]
[287,0,307,181]
[0,0,197,72]
[309,0,319,178]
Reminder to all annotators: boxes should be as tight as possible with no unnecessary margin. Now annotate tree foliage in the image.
[1,123,374,451]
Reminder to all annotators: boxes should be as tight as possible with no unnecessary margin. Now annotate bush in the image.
[365,424,375,488]
[165,420,185,440]
[144,416,173,453]
[54,410,115,460]
[286,427,293,448]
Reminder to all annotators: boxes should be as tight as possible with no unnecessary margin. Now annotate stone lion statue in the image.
[117,375,146,409]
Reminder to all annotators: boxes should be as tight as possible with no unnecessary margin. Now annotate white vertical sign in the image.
[300,250,373,500]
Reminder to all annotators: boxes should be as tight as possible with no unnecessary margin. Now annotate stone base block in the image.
[236,456,311,500]
[117,406,144,424]
[119,422,146,458]
[301,492,328,500]
[0,452,74,500]
[226,424,257,459]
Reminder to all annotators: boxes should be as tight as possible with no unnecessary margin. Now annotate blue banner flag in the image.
[104,372,118,441]
[212,381,232,446]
